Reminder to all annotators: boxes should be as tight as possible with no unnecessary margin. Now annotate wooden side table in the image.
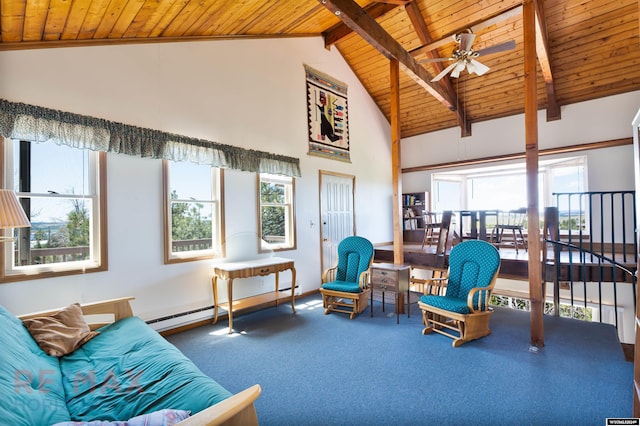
[211,257,296,334]
[369,263,410,324]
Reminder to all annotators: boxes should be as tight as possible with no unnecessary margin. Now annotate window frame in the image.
[0,139,108,283]
[431,156,587,212]
[257,173,296,253]
[162,160,225,264]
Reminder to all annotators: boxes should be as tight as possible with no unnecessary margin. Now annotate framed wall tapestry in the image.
[305,65,350,162]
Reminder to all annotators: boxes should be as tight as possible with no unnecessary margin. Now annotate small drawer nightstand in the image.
[369,263,410,324]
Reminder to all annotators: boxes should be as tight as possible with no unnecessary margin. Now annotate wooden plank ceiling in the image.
[0,0,638,138]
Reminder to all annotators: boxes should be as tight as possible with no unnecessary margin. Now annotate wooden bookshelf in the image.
[403,192,430,242]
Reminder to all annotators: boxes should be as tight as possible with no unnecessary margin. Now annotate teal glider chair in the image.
[319,236,374,319]
[418,240,501,347]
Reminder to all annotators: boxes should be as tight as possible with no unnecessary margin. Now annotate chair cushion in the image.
[445,240,500,302]
[420,295,471,314]
[335,236,374,283]
[322,280,363,293]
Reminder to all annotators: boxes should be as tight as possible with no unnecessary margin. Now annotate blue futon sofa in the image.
[0,297,260,425]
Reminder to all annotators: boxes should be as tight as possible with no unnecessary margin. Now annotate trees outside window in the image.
[258,174,295,252]
[1,139,106,282]
[163,160,223,263]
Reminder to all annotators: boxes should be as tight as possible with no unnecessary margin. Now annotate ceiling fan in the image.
[420,32,516,82]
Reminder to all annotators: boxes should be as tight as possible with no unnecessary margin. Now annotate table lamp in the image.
[0,189,31,242]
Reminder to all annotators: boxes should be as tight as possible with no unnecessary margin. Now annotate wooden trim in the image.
[524,0,544,348]
[402,138,633,173]
[0,33,318,52]
[534,0,560,121]
[162,160,172,264]
[390,58,404,265]
[98,152,108,272]
[322,2,400,48]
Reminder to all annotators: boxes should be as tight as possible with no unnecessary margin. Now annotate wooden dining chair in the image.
[490,208,528,253]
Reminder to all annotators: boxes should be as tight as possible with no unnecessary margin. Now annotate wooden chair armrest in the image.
[322,266,337,283]
[411,275,448,296]
[467,287,493,312]
[177,384,262,426]
[358,270,370,289]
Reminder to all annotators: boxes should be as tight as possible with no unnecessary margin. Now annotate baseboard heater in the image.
[146,305,214,325]
[145,285,299,325]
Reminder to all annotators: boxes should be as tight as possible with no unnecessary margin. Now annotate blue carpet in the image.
[166,295,633,426]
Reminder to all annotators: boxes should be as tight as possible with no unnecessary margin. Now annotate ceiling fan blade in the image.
[458,33,476,51]
[469,59,490,76]
[418,57,452,64]
[431,62,459,82]
[476,40,516,56]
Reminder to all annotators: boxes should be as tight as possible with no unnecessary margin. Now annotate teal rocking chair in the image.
[319,236,374,319]
[418,240,501,347]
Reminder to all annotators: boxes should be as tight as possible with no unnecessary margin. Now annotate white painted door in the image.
[320,171,355,274]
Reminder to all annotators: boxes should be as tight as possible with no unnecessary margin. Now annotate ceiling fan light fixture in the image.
[466,61,476,74]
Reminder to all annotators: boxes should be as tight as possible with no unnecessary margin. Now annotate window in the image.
[258,174,296,252]
[1,139,107,282]
[163,160,224,263]
[432,156,587,213]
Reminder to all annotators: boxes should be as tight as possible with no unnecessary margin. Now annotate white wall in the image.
[0,38,393,328]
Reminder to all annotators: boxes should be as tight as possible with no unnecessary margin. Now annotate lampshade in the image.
[0,190,30,229]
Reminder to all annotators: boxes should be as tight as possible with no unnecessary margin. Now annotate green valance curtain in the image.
[0,98,301,177]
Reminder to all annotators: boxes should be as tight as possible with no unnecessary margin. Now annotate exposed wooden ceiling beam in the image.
[374,0,411,4]
[409,5,523,58]
[408,2,559,123]
[318,0,456,111]
[535,1,561,121]
[404,1,471,136]
[322,2,402,48]
[0,33,318,51]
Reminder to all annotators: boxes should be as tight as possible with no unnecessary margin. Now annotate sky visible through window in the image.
[433,157,586,212]
[14,141,89,223]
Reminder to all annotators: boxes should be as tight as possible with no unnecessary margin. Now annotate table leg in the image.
[275,271,280,307]
[227,278,234,334]
[396,292,399,324]
[370,282,374,317]
[212,276,219,325]
[290,267,297,314]
[407,286,411,319]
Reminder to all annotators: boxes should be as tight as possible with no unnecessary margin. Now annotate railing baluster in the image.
[546,192,637,330]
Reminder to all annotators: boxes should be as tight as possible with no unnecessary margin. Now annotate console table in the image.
[211,257,296,334]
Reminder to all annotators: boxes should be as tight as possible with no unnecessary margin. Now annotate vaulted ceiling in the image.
[1,0,638,138]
